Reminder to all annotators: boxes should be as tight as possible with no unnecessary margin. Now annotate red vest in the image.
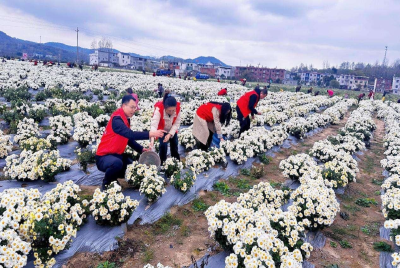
[218,89,227,96]
[237,90,259,118]
[196,103,222,122]
[154,101,181,132]
[96,108,130,156]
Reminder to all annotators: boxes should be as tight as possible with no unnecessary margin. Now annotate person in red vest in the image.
[236,87,268,136]
[327,89,334,97]
[150,94,181,164]
[96,95,165,190]
[240,78,247,86]
[368,90,375,100]
[358,93,365,103]
[217,78,220,82]
[192,102,232,151]
[218,88,227,96]
[153,72,156,77]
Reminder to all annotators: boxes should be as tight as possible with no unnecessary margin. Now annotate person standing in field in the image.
[236,87,268,136]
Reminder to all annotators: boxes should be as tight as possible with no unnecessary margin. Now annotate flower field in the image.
[0,61,396,268]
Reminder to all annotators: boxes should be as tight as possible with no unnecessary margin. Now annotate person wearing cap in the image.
[240,78,247,86]
[193,102,232,151]
[218,88,227,96]
[150,93,181,164]
[96,95,165,190]
[236,86,268,136]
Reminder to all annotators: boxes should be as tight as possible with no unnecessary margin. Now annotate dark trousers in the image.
[96,154,133,188]
[236,106,251,136]
[158,92,163,98]
[159,133,180,164]
[197,130,214,151]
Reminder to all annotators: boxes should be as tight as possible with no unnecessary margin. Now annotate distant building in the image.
[375,78,392,93]
[199,67,216,78]
[335,74,355,89]
[118,52,131,67]
[216,66,233,79]
[354,76,369,90]
[89,50,118,66]
[392,76,400,94]
[130,56,147,70]
[298,72,325,85]
[234,66,285,83]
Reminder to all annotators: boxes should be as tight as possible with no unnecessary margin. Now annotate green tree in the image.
[329,80,340,88]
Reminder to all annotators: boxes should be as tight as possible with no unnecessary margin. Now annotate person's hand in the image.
[150,130,166,138]
[142,148,150,152]
[220,138,224,142]
[257,112,262,115]
[163,134,172,143]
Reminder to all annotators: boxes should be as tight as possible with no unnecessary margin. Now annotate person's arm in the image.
[169,112,181,137]
[112,116,150,141]
[248,95,259,116]
[150,108,161,132]
[127,140,144,153]
[212,107,223,138]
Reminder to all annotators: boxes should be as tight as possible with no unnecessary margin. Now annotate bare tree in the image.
[90,39,98,50]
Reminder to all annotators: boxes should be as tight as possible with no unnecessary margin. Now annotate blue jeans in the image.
[159,133,180,164]
[96,154,133,188]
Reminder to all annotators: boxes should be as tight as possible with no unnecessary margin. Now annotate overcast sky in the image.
[0,0,398,69]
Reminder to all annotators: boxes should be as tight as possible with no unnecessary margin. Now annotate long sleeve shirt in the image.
[112,117,149,153]
[248,88,261,116]
[150,107,181,137]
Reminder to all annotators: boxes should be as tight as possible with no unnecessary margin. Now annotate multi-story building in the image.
[117,52,131,67]
[216,66,233,79]
[199,67,216,77]
[392,76,400,94]
[298,72,325,84]
[130,56,147,70]
[89,50,118,67]
[354,76,369,90]
[375,78,392,93]
[335,74,355,89]
[234,66,285,83]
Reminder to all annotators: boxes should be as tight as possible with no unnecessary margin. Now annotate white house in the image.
[89,50,118,66]
[118,52,131,67]
[216,66,232,78]
[185,63,198,71]
[335,74,355,89]
[392,76,400,95]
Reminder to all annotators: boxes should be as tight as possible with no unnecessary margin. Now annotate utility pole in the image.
[75,27,79,64]
[383,46,388,66]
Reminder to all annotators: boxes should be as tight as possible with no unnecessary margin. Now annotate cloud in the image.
[0,0,399,69]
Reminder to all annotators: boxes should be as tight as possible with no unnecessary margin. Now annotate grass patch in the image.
[373,241,393,252]
[154,213,182,235]
[179,224,191,237]
[270,182,282,188]
[364,156,375,174]
[339,240,352,248]
[214,181,231,196]
[355,198,378,207]
[342,204,361,215]
[142,247,154,263]
[192,199,209,212]
[97,261,116,268]
[232,178,251,190]
[330,241,338,248]
[240,168,251,176]
[259,154,272,165]
[372,179,384,186]
[361,222,380,236]
[374,190,381,196]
